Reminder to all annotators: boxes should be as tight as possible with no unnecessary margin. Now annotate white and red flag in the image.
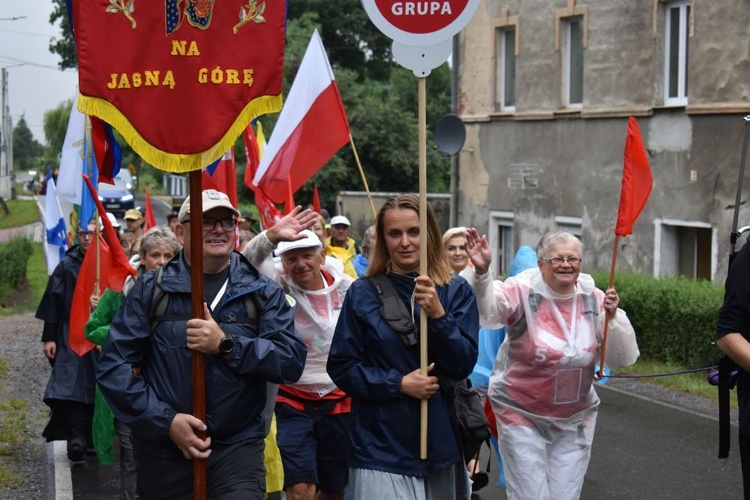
[252,30,350,203]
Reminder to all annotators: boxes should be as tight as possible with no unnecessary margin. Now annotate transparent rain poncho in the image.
[243,232,354,397]
[466,267,639,433]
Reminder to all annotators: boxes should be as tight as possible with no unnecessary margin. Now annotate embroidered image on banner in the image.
[75,0,285,172]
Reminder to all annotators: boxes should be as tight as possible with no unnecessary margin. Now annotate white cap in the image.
[275,230,323,256]
[330,215,351,227]
[107,212,120,228]
[178,189,240,223]
[100,212,121,229]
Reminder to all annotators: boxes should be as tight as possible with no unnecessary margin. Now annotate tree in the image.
[12,116,44,171]
[287,0,394,81]
[43,99,71,155]
[49,0,76,70]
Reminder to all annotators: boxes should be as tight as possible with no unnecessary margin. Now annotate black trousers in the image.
[135,437,266,500]
[42,399,93,443]
[740,431,750,500]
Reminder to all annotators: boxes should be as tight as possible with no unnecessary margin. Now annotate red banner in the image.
[75,0,285,173]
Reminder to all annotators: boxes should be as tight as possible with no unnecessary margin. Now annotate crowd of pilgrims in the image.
[37,190,638,500]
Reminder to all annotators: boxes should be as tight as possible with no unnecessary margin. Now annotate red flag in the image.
[284,175,296,215]
[243,124,261,191]
[144,186,157,231]
[615,117,653,237]
[69,235,110,356]
[312,184,322,214]
[203,149,238,208]
[252,30,350,203]
[255,189,282,230]
[83,174,136,292]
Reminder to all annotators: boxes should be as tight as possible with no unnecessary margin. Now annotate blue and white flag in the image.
[57,94,99,232]
[44,173,69,275]
[57,95,85,205]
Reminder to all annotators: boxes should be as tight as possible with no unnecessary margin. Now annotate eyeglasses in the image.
[540,256,581,266]
[184,217,237,231]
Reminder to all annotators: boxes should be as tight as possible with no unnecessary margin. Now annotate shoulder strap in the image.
[150,266,170,332]
[366,273,419,347]
[150,267,260,332]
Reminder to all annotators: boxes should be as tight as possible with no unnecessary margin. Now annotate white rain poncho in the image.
[465,266,639,499]
[243,231,354,397]
[276,262,352,396]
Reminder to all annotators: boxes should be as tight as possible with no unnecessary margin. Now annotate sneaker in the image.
[67,438,85,462]
[471,471,489,492]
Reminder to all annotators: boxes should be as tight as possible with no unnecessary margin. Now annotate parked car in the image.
[98,171,135,217]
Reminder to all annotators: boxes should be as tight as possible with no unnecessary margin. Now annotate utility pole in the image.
[0,67,12,200]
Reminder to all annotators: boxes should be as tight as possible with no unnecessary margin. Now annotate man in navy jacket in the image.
[97,190,306,499]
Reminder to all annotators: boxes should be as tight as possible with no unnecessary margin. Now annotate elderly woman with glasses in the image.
[464,228,639,500]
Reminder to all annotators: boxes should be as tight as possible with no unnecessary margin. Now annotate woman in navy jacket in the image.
[327,194,479,500]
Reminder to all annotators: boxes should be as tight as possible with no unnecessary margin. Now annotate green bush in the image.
[0,238,33,294]
[589,271,725,369]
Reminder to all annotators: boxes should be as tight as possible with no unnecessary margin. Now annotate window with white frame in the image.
[664,0,689,106]
[494,27,516,112]
[561,17,584,108]
[555,215,582,239]
[654,219,715,280]
[489,211,515,276]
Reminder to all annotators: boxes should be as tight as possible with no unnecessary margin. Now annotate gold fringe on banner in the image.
[78,93,282,173]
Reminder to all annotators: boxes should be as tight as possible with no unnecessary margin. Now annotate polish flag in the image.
[252,30,350,203]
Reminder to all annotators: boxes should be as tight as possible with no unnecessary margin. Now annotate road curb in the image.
[45,441,73,500]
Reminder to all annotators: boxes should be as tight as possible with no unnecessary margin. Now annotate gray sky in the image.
[0,0,77,143]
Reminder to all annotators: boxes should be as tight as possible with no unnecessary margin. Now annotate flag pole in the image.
[418,77,428,460]
[597,235,619,377]
[189,170,207,500]
[349,134,378,221]
[94,212,101,301]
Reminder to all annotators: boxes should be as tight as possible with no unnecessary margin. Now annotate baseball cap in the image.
[106,212,121,228]
[124,209,143,220]
[178,189,240,223]
[275,230,323,256]
[330,215,351,227]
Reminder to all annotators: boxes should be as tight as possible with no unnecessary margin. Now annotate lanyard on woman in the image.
[548,296,578,357]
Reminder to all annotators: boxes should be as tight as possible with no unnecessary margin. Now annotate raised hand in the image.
[465,228,492,275]
[266,206,319,245]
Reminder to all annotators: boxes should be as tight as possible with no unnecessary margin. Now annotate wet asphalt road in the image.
[71,383,743,499]
[474,384,743,500]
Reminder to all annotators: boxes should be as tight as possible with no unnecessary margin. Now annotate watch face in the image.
[220,336,234,353]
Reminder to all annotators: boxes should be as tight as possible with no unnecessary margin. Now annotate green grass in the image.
[0,199,39,230]
[0,361,28,486]
[615,357,734,408]
[0,243,47,317]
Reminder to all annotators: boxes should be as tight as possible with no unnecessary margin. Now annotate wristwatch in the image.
[219,335,235,355]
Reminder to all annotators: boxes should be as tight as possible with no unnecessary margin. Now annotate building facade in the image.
[455,0,750,282]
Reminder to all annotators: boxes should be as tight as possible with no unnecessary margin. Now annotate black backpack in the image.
[367,272,491,463]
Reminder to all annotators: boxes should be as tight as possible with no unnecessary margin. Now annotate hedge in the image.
[0,238,33,294]
[589,271,725,369]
